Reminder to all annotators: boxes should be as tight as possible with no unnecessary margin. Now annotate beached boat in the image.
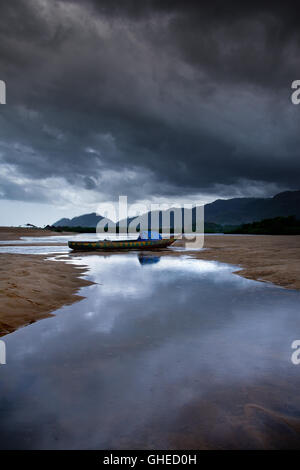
[68,237,176,251]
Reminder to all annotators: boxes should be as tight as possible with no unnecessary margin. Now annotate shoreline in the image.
[0,253,93,337]
[1,228,300,337]
[65,234,300,290]
[0,226,73,241]
[190,235,300,290]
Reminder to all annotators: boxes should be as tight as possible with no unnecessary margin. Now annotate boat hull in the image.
[68,238,175,251]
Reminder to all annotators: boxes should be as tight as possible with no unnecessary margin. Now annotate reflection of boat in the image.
[138,253,161,266]
[68,237,175,251]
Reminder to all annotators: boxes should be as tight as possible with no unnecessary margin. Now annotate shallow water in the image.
[0,233,138,245]
[0,232,179,245]
[0,253,300,449]
[0,245,70,254]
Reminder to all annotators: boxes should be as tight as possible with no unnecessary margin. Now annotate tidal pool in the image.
[0,253,300,449]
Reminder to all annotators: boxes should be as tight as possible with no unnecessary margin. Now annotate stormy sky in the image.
[0,0,299,225]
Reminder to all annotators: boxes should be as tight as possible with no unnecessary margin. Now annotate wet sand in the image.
[0,254,92,337]
[189,235,300,290]
[0,227,89,337]
[1,229,300,337]
[0,226,72,241]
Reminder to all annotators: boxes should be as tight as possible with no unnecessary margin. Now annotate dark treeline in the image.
[46,216,300,235]
[229,216,300,235]
[45,225,97,233]
[46,223,230,234]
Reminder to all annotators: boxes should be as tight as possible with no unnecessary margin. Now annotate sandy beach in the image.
[0,253,92,337]
[0,226,72,241]
[191,235,300,290]
[0,228,92,336]
[1,227,300,337]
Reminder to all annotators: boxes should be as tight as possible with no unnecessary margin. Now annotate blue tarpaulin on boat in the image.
[138,231,162,240]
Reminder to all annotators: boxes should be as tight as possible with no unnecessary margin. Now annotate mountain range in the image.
[52,190,300,228]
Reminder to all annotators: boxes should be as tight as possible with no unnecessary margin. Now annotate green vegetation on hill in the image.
[229,216,300,235]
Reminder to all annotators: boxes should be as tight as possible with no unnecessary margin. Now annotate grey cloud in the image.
[0,0,299,210]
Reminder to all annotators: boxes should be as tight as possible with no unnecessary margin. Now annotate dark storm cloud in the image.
[0,0,299,207]
[66,0,300,89]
